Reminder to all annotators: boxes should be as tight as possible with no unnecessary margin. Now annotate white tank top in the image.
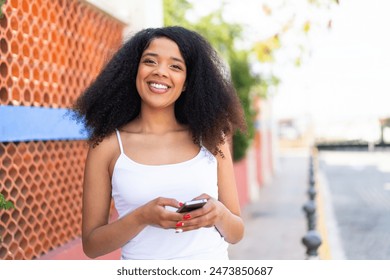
[111,130,228,259]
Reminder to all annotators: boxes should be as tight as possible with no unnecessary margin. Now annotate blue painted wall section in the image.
[0,106,88,142]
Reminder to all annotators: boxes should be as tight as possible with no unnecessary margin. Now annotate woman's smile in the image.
[136,37,187,109]
[147,81,171,94]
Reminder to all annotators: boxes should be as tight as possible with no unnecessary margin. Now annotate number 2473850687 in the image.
[209,266,273,276]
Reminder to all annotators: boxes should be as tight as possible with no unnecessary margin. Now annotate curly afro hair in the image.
[72,26,246,155]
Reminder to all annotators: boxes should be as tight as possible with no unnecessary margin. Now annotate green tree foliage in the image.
[0,0,6,19]
[163,0,192,28]
[1,192,14,243]
[229,50,257,160]
[254,0,339,74]
[163,0,258,161]
[0,193,14,210]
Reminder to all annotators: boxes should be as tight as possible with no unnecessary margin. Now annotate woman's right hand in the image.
[138,197,184,229]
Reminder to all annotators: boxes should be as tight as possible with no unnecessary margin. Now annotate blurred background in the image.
[1,0,389,260]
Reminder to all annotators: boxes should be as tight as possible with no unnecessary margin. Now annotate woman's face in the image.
[136,37,187,111]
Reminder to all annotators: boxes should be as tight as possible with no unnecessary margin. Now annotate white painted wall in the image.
[86,0,164,37]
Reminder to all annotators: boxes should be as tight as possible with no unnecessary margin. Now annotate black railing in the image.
[302,150,322,259]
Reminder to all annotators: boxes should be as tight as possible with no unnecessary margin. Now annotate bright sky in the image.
[274,0,390,140]
[190,0,390,140]
[276,0,390,119]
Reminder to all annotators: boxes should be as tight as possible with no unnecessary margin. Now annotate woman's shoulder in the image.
[86,130,121,165]
[92,130,119,150]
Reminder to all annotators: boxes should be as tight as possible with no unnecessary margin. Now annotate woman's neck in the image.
[134,108,183,134]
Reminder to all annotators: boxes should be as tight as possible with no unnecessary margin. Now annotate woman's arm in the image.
[81,134,183,258]
[212,140,244,243]
[176,140,244,244]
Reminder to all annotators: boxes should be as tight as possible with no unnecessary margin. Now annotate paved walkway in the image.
[317,150,390,260]
[228,149,310,259]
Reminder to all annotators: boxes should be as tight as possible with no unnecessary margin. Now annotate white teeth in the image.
[149,83,168,89]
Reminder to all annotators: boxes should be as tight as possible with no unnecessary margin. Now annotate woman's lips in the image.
[148,82,170,94]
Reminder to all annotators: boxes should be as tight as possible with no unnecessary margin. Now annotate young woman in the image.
[73,26,246,260]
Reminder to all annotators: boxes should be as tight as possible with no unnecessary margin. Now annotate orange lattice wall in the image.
[0,0,125,259]
[0,141,87,259]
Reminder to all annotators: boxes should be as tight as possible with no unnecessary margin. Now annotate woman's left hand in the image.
[175,193,227,232]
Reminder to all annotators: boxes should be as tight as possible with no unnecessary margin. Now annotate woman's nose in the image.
[152,64,168,77]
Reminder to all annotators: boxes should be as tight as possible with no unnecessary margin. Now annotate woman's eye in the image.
[143,59,156,64]
[171,64,183,70]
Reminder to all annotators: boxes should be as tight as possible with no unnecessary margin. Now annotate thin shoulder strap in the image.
[115,129,124,154]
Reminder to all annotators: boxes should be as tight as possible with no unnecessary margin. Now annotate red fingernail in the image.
[183,214,191,220]
[179,202,184,207]
[176,221,184,227]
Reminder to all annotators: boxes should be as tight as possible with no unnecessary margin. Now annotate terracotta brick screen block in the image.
[0,0,124,108]
[0,141,88,260]
[0,0,125,259]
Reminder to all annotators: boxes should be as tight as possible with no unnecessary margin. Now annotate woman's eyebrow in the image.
[142,52,185,64]
[141,52,158,58]
[171,57,185,64]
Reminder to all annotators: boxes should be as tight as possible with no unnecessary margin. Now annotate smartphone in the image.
[176,199,207,213]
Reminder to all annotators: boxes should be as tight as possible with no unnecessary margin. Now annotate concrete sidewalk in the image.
[228,149,310,259]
